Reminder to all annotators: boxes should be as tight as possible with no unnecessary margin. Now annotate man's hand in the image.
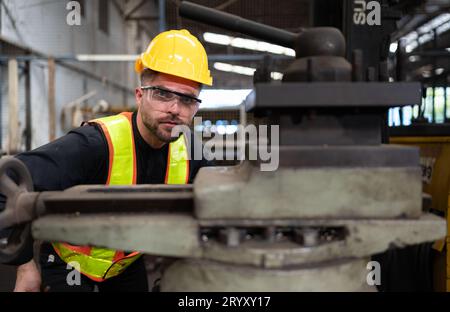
[14,259,41,292]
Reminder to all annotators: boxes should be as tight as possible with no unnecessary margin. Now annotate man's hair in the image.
[140,68,158,85]
[140,68,203,91]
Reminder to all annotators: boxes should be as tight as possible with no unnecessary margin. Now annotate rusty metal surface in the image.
[200,214,446,268]
[255,145,420,167]
[194,163,422,219]
[246,82,422,110]
[0,157,36,263]
[32,213,201,258]
[161,258,376,292]
[41,184,193,214]
[32,212,445,268]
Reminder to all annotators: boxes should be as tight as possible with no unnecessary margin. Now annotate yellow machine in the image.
[390,126,450,291]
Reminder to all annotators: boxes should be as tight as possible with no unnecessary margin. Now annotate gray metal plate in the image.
[194,163,422,219]
[245,82,422,110]
[161,258,376,292]
[252,145,420,168]
[32,213,446,267]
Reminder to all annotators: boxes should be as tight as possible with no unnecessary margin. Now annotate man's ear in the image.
[135,87,143,108]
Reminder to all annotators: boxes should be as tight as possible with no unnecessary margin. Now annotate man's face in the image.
[135,73,201,143]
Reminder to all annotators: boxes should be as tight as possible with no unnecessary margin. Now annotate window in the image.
[98,0,109,34]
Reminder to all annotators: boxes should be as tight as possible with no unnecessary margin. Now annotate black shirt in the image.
[1,112,211,264]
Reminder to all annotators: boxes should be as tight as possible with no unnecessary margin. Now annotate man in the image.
[7,29,213,292]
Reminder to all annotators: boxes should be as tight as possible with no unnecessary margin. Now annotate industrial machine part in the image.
[0,2,446,291]
[390,125,450,291]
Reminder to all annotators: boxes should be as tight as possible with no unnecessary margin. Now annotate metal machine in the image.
[0,2,446,291]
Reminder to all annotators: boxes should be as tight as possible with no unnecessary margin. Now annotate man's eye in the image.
[156,89,171,98]
[180,97,195,105]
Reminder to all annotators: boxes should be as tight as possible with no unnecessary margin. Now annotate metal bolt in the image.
[201,234,209,243]
[226,227,241,247]
[265,226,276,243]
[303,228,319,247]
[294,228,319,247]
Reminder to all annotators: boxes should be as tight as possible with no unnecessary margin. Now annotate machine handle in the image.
[179,1,299,49]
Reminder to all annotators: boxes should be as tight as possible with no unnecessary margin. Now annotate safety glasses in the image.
[141,86,202,106]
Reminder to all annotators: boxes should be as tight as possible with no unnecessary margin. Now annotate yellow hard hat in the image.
[135,29,212,86]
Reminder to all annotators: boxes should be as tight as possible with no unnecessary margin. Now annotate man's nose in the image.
[166,99,182,115]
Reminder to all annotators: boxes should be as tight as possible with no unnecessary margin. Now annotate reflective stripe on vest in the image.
[52,112,189,282]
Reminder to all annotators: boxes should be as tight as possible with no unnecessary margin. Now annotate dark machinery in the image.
[0,1,445,291]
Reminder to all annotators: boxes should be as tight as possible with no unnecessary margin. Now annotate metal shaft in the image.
[179,1,298,48]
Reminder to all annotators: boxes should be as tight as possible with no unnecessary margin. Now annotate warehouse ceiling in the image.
[166,0,310,89]
[130,0,449,89]
[390,0,450,86]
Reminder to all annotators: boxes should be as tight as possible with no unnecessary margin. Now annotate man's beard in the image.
[143,116,185,143]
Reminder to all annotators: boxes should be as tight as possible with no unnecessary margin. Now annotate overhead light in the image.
[76,54,138,61]
[437,22,450,35]
[389,42,398,53]
[198,89,252,108]
[270,72,283,80]
[418,13,450,34]
[400,13,450,53]
[213,62,283,80]
[422,70,432,78]
[418,33,434,45]
[214,62,255,76]
[435,68,445,75]
[409,55,421,62]
[203,33,231,46]
[405,43,417,53]
[204,32,295,57]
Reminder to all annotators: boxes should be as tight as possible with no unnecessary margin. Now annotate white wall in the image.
[0,0,156,149]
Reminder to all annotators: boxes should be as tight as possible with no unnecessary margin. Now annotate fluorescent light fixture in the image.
[435,68,445,75]
[418,32,434,45]
[389,42,398,53]
[401,13,450,53]
[418,13,450,34]
[422,70,432,78]
[270,72,283,80]
[213,62,283,81]
[198,89,252,109]
[405,43,418,53]
[203,33,231,45]
[408,55,420,62]
[204,32,295,57]
[214,62,255,76]
[437,22,450,35]
[402,31,418,43]
[76,54,138,61]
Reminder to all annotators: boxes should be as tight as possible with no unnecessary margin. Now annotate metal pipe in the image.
[159,0,166,33]
[24,61,31,151]
[0,53,293,62]
[0,62,2,150]
[179,1,298,48]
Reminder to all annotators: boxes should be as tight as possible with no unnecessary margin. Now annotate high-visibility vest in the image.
[52,112,189,282]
